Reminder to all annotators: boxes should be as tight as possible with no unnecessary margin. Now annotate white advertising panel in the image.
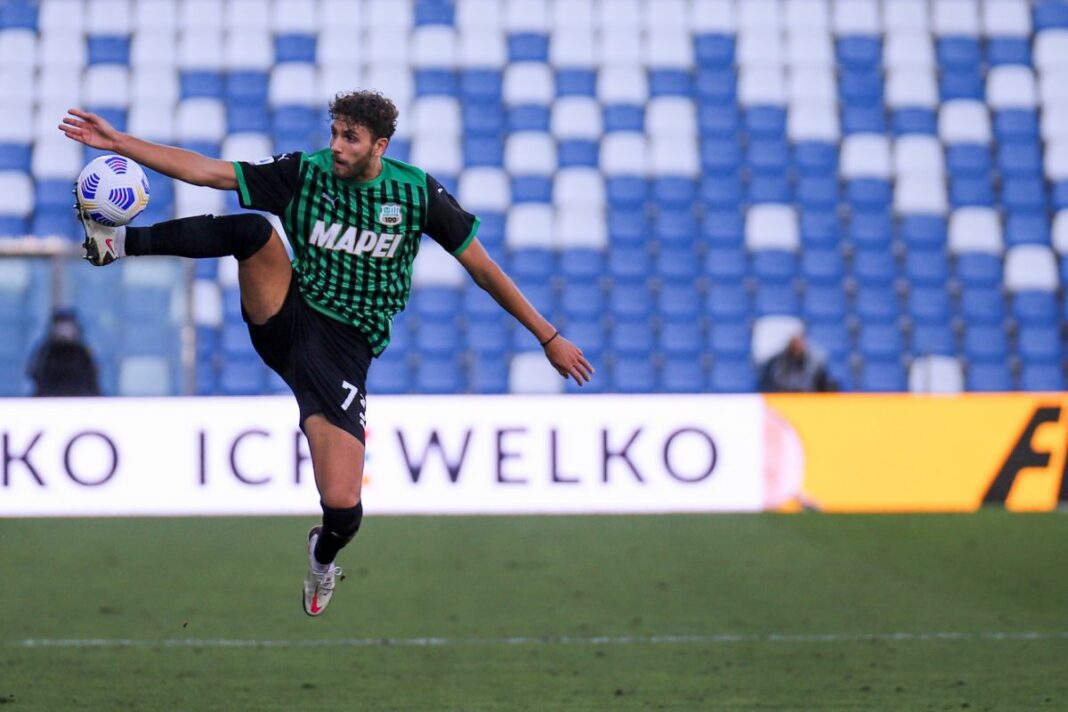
[0,395,772,516]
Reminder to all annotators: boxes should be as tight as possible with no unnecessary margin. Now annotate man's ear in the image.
[374,137,389,158]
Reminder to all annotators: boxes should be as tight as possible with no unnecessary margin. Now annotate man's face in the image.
[329,119,387,180]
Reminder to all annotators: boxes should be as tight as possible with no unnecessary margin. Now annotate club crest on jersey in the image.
[378,203,403,227]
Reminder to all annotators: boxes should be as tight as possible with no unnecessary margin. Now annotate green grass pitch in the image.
[1,512,1066,710]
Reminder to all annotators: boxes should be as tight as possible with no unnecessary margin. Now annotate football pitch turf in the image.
[1,513,1066,711]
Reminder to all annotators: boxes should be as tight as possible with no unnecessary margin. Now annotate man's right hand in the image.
[59,108,123,152]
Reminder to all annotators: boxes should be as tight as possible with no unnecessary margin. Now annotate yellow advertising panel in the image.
[765,394,1068,512]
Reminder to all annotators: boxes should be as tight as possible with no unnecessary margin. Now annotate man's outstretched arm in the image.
[457,239,595,386]
[59,108,237,190]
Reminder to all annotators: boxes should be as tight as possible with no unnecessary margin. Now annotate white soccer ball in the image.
[76,155,151,227]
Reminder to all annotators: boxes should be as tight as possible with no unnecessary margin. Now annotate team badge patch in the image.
[379,203,403,226]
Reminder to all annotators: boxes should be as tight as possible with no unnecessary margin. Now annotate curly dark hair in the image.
[329,90,399,141]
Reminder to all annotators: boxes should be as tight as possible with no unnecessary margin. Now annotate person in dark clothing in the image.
[759,332,838,393]
[27,308,100,397]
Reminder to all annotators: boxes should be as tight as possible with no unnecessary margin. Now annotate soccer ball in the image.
[76,155,151,227]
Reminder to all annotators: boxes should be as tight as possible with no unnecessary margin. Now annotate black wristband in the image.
[540,331,559,347]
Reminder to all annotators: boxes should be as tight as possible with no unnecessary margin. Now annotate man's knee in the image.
[217,213,272,260]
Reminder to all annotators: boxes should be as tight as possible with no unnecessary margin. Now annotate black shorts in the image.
[245,277,372,442]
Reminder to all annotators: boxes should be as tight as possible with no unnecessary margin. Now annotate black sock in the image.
[125,213,272,260]
[314,501,363,565]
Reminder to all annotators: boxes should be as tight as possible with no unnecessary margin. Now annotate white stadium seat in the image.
[458,168,511,212]
[128,102,177,142]
[409,135,462,175]
[981,0,1031,37]
[131,30,178,68]
[272,0,318,34]
[1046,141,1068,182]
[646,97,697,138]
[228,0,270,29]
[456,0,503,30]
[786,32,835,69]
[598,0,641,30]
[932,0,980,36]
[551,0,593,29]
[119,357,171,397]
[38,66,83,107]
[133,0,178,32]
[40,0,86,32]
[1004,245,1058,292]
[645,29,695,69]
[221,133,273,162]
[643,0,689,29]
[840,134,892,179]
[738,0,781,32]
[366,31,411,66]
[87,0,133,35]
[939,100,992,144]
[549,29,596,68]
[318,29,361,65]
[179,0,223,32]
[555,207,608,249]
[894,135,945,177]
[0,67,33,106]
[600,29,643,66]
[691,0,736,32]
[175,182,224,218]
[459,30,507,68]
[509,352,564,394]
[175,98,227,142]
[178,30,224,70]
[412,246,465,287]
[752,315,805,365]
[84,66,131,108]
[738,67,786,106]
[0,106,33,143]
[987,65,1037,109]
[746,204,800,251]
[599,132,647,175]
[894,175,948,215]
[0,29,37,69]
[597,65,649,104]
[948,207,1003,254]
[738,30,783,68]
[785,0,831,32]
[883,0,929,33]
[886,68,938,108]
[31,138,83,180]
[412,96,461,137]
[0,172,33,217]
[1051,210,1068,255]
[788,67,837,103]
[317,65,364,103]
[318,0,363,31]
[269,63,319,106]
[412,26,458,69]
[787,102,840,142]
[1039,70,1068,108]
[883,32,935,71]
[506,204,554,249]
[550,97,603,139]
[364,65,415,106]
[223,29,273,71]
[366,0,413,30]
[1033,30,1068,73]
[909,356,964,394]
[192,280,223,328]
[39,30,85,70]
[649,136,700,176]
[1042,105,1068,142]
[833,0,881,34]
[505,132,557,174]
[504,63,555,105]
[552,168,605,209]
[505,0,549,32]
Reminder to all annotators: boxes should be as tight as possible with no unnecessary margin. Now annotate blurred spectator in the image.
[759,333,838,393]
[27,308,101,396]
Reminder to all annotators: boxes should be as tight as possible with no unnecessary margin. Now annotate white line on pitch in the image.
[8,631,1068,649]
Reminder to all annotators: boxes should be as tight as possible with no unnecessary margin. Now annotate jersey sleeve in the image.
[232,152,304,214]
[423,173,480,256]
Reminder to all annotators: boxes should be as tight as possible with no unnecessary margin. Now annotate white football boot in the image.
[74,193,122,266]
[303,526,343,617]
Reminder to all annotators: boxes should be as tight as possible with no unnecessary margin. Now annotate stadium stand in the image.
[0,0,1065,395]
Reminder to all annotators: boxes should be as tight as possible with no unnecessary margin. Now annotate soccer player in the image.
[59,91,594,616]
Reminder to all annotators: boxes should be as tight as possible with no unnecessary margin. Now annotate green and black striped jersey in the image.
[232,149,480,355]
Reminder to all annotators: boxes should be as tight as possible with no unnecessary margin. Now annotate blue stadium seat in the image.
[653,177,698,209]
[1017,325,1062,364]
[511,175,552,202]
[463,136,504,166]
[655,247,700,281]
[908,287,952,325]
[753,284,800,316]
[610,319,655,357]
[958,285,1007,326]
[649,69,693,97]
[468,355,508,394]
[555,69,596,96]
[851,248,898,286]
[37,178,78,215]
[748,175,792,204]
[411,286,463,319]
[794,142,838,176]
[558,139,599,167]
[846,179,892,211]
[937,38,981,71]
[559,249,605,280]
[840,68,883,106]
[219,356,267,396]
[701,208,745,246]
[967,362,1013,391]
[465,316,509,356]
[860,360,906,392]
[415,69,458,96]
[701,138,743,175]
[799,210,842,248]
[603,104,644,132]
[744,107,787,139]
[946,145,992,177]
[659,321,702,358]
[608,282,653,320]
[607,246,653,282]
[562,318,606,360]
[507,248,555,282]
[963,324,1009,363]
[892,108,937,136]
[460,71,503,104]
[1002,176,1048,214]
[709,358,756,393]
[987,37,1031,65]
[657,283,700,322]
[853,285,901,323]
[848,210,894,248]
[994,110,1040,144]
[415,0,454,25]
[911,323,956,356]
[659,358,705,393]
[88,36,130,65]
[508,33,549,62]
[508,105,550,132]
[608,207,650,246]
[0,1,37,28]
[0,144,30,171]
[940,69,984,100]
[800,249,845,286]
[751,250,799,282]
[802,284,848,323]
[900,216,947,251]
[514,279,555,316]
[275,35,317,63]
[700,175,743,206]
[842,106,887,134]
[955,253,1003,288]
[1019,364,1066,392]
[181,71,225,99]
[698,104,739,138]
[904,251,949,287]
[694,34,736,67]
[808,322,851,361]
[858,324,904,360]
[796,176,839,211]
[705,283,749,320]
[416,355,464,394]
[836,36,881,69]
[607,177,648,208]
[704,247,747,283]
[1012,291,1059,327]
[416,321,463,356]
[1004,213,1050,247]
[654,211,699,247]
[950,176,996,206]
[610,357,657,393]
[707,322,750,359]
[1035,1,1068,29]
